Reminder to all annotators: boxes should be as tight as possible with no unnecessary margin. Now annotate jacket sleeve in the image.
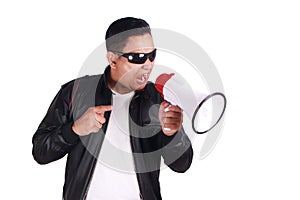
[32,82,79,164]
[161,127,193,173]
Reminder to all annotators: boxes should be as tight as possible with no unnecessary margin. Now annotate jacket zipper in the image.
[128,106,144,200]
[83,96,142,199]
[83,133,108,199]
[129,133,143,199]
[83,96,113,199]
[83,158,98,199]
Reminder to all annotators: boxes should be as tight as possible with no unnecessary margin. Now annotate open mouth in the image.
[136,73,149,85]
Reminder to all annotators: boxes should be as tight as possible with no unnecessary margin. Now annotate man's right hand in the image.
[72,105,113,136]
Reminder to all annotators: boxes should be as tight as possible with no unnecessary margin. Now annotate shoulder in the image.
[59,74,103,100]
[143,81,164,103]
[61,74,102,90]
[61,74,102,91]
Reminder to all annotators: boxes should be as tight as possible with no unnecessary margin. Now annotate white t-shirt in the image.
[86,90,140,200]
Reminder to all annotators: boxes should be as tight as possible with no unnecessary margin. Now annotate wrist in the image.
[61,122,79,144]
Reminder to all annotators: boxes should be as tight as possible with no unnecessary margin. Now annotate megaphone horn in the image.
[155,73,227,134]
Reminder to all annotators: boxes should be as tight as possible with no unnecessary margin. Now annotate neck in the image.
[107,71,133,94]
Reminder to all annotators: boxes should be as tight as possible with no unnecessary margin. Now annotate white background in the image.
[1,0,300,199]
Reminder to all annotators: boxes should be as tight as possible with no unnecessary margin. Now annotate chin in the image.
[135,83,147,91]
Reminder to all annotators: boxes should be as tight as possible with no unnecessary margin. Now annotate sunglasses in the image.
[113,48,157,64]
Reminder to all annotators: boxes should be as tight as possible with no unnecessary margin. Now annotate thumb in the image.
[160,101,170,109]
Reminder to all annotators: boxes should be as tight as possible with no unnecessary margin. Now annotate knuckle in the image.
[167,113,174,118]
[97,114,102,121]
[93,127,100,132]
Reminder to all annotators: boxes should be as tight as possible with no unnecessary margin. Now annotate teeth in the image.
[137,73,149,84]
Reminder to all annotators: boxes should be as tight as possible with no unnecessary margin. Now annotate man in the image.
[32,17,193,200]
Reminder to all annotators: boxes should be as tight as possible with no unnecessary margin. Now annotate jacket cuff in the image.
[62,122,79,144]
[161,130,179,146]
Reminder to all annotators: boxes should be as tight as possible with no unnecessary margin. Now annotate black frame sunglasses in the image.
[113,48,157,64]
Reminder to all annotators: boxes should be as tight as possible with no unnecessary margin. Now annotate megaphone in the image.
[155,73,226,134]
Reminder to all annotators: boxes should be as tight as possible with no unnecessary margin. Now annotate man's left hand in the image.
[159,101,183,136]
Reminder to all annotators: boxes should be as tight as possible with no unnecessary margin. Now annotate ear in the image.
[106,52,117,68]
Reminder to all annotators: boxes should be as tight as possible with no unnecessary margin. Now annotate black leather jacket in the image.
[32,67,193,200]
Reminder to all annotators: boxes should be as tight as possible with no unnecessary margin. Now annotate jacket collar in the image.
[95,66,113,106]
[103,65,112,90]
